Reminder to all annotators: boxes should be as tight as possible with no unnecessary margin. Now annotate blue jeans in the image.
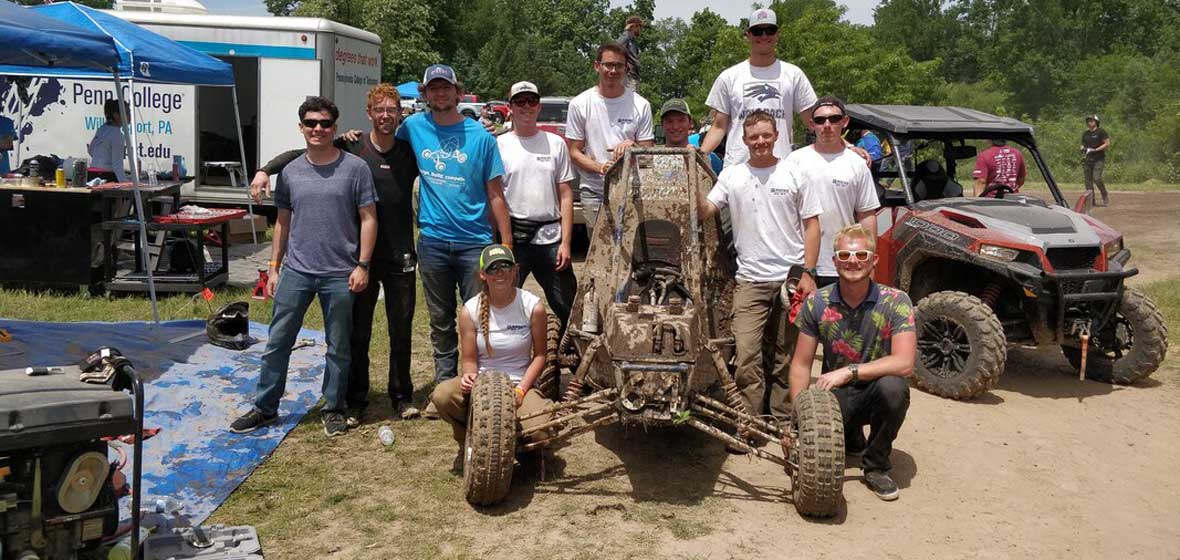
[417,235,483,382]
[515,242,577,328]
[254,267,354,416]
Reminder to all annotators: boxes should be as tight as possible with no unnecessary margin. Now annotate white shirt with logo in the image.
[707,161,823,282]
[463,288,542,382]
[706,60,817,169]
[497,131,576,244]
[787,146,881,277]
[564,87,655,196]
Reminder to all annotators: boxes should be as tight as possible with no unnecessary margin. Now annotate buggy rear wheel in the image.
[914,291,1006,399]
[463,371,517,506]
[790,388,844,518]
[1061,288,1168,384]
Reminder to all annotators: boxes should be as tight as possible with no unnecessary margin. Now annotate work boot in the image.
[395,400,421,420]
[863,470,899,501]
[423,401,440,420]
[229,409,277,434]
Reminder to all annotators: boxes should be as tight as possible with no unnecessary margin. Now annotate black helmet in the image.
[206,301,253,350]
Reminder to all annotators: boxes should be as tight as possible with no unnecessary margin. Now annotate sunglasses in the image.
[749,26,778,37]
[812,114,845,125]
[835,250,874,262]
[485,262,514,274]
[511,97,540,107]
[301,118,335,129]
[598,62,626,71]
[369,107,400,115]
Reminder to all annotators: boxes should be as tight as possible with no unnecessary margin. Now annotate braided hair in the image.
[478,279,494,357]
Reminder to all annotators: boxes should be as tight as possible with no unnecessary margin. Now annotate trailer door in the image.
[258,57,320,169]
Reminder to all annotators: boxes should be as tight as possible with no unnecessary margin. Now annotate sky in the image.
[200,0,880,25]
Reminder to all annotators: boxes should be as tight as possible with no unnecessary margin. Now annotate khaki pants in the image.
[430,376,555,444]
[731,280,796,422]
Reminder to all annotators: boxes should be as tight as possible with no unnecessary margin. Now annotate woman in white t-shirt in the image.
[430,244,556,466]
[87,99,129,182]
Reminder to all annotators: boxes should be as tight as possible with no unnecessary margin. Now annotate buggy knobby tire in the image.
[1061,287,1168,384]
[534,313,562,401]
[915,291,1006,400]
[463,370,517,506]
[790,388,844,518]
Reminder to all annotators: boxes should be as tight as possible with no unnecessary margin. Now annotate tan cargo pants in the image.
[731,279,796,422]
[430,376,555,444]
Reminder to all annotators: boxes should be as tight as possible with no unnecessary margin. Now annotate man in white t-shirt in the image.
[788,95,879,287]
[496,81,579,329]
[698,110,822,427]
[565,42,655,227]
[699,8,817,169]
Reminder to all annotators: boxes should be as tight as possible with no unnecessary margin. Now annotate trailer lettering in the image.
[71,83,184,114]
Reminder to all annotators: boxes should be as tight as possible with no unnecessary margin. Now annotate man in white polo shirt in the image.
[788,95,879,287]
[698,7,817,169]
[698,109,822,427]
[566,42,655,227]
[496,81,578,330]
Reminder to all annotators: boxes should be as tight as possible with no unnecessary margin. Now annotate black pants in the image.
[347,262,416,408]
[514,242,578,329]
[833,375,910,472]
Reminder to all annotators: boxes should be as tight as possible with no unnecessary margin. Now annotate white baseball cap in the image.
[748,8,778,29]
[509,81,539,100]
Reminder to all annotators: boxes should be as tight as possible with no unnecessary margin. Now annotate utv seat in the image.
[912,159,963,201]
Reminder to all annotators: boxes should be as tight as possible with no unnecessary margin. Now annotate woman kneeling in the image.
[431,244,555,460]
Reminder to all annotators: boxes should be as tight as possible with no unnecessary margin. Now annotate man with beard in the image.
[398,64,512,395]
[788,224,916,501]
[697,109,822,429]
[250,84,422,425]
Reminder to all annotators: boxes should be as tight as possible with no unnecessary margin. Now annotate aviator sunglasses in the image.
[301,118,335,129]
[835,249,874,262]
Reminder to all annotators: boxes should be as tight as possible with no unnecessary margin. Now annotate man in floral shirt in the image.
[788,224,916,501]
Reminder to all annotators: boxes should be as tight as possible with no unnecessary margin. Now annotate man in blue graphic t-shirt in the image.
[396,64,511,385]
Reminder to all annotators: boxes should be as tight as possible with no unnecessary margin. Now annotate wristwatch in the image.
[357,260,371,271]
[803,267,817,278]
[850,363,860,383]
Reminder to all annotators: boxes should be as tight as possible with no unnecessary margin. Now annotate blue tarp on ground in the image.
[1,2,233,85]
[0,0,119,71]
[0,318,327,525]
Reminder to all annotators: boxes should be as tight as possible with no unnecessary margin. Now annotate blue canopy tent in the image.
[2,2,258,319]
[397,80,420,99]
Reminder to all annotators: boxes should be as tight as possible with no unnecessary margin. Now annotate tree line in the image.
[265,0,1178,184]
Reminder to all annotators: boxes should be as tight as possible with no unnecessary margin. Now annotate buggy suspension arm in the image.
[518,388,617,423]
[688,403,782,446]
[682,419,791,469]
[521,410,620,452]
[693,394,785,438]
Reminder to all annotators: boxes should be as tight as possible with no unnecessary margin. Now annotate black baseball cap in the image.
[811,95,846,115]
[479,244,515,272]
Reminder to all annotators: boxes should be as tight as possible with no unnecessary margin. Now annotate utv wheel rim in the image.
[919,317,972,378]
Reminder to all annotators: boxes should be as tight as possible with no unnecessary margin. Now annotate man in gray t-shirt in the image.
[231,96,378,438]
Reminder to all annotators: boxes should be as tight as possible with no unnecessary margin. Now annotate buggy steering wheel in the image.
[980,183,1016,199]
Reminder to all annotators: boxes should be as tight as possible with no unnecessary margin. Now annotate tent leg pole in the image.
[231,86,257,243]
[115,75,159,325]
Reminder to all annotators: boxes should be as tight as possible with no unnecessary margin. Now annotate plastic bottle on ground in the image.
[378,425,395,446]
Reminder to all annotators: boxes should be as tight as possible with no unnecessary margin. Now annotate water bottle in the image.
[378,425,395,446]
[581,286,599,334]
[28,159,40,181]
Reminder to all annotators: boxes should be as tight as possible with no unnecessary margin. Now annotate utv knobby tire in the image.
[1061,288,1168,384]
[915,291,1006,400]
[463,371,517,506]
[791,388,844,518]
[534,313,562,401]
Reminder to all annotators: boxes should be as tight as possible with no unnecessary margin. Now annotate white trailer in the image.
[13,11,381,206]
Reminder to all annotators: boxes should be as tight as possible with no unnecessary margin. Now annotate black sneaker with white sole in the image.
[322,411,348,437]
[229,409,278,434]
[863,470,900,501]
[345,406,366,428]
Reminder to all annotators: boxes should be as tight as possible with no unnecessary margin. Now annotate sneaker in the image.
[395,401,421,420]
[423,401,440,420]
[322,411,348,437]
[863,470,900,501]
[229,409,277,434]
[345,406,366,428]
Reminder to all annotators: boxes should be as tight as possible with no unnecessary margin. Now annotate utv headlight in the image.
[1104,238,1123,256]
[979,244,1020,262]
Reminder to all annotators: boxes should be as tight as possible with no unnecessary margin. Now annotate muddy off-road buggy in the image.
[460,148,845,517]
[845,104,1168,399]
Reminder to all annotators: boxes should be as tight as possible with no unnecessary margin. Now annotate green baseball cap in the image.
[479,244,516,272]
[659,98,692,120]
